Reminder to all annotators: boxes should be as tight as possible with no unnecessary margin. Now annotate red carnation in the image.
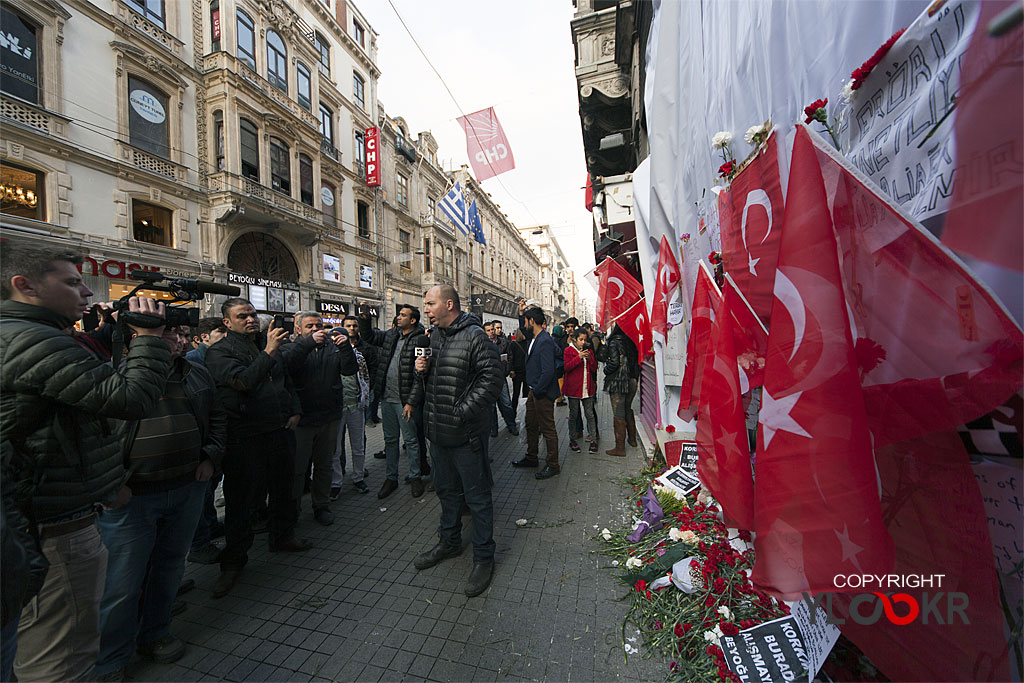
[718,160,735,177]
[803,98,828,124]
[635,579,647,592]
[720,622,739,636]
[850,28,906,90]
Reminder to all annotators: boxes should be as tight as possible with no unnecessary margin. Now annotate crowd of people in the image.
[0,240,641,681]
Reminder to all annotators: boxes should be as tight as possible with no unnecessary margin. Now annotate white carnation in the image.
[711,131,733,149]
[625,557,642,569]
[717,606,734,621]
[842,80,856,104]
[668,527,685,541]
[744,123,769,145]
[601,528,612,541]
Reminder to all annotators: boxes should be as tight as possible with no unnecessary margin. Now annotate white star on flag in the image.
[834,523,865,571]
[759,389,811,449]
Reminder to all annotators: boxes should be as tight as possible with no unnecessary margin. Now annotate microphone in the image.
[129,269,241,296]
[413,337,432,376]
[192,280,242,296]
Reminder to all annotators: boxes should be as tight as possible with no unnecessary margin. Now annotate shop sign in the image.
[129,89,166,124]
[211,9,220,39]
[364,127,380,187]
[80,257,161,280]
[317,300,348,315]
[229,272,288,289]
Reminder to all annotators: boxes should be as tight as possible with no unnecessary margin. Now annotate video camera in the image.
[117,270,241,329]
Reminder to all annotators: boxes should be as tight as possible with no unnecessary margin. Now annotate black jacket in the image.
[359,317,427,405]
[603,330,640,394]
[279,334,358,426]
[0,300,172,521]
[1,457,47,627]
[509,338,526,380]
[491,334,512,377]
[409,312,502,448]
[206,330,301,438]
[525,329,561,400]
[119,356,227,469]
[354,338,379,381]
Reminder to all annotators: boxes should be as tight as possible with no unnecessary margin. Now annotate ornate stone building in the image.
[518,224,573,322]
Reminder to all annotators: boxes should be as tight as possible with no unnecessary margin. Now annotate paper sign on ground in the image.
[656,464,700,496]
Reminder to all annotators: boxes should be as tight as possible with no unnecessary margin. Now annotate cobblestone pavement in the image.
[133,395,663,682]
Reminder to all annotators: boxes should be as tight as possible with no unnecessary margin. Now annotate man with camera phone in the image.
[205,298,310,599]
[0,241,173,682]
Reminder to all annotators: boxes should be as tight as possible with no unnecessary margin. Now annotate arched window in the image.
[128,76,170,159]
[236,10,255,70]
[266,30,287,93]
[228,232,300,282]
[445,247,453,278]
[269,137,290,194]
[239,117,259,180]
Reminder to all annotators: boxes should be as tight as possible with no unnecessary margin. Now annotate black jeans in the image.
[429,421,494,563]
[220,429,298,570]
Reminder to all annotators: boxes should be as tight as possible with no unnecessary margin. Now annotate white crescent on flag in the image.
[609,277,625,299]
[773,269,805,363]
[741,189,773,276]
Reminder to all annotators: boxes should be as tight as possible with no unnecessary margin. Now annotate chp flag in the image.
[457,107,516,182]
[650,235,682,343]
[595,257,644,330]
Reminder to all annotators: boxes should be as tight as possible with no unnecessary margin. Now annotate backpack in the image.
[555,346,565,379]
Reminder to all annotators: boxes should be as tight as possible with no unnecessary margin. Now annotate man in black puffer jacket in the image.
[0,242,172,682]
[205,298,309,599]
[358,305,428,499]
[409,285,502,598]
[279,311,357,526]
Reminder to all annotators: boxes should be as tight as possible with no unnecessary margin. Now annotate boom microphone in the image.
[192,280,242,296]
[129,269,241,296]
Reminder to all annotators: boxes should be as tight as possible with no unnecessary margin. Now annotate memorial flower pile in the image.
[595,464,791,682]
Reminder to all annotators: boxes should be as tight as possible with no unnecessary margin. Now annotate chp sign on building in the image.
[365,126,381,187]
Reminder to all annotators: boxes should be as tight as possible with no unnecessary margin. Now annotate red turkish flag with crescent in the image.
[719,134,785,326]
[651,235,682,342]
[596,257,644,330]
[678,262,721,416]
[617,297,652,365]
[722,275,768,391]
[754,126,1015,682]
[457,107,516,182]
[696,285,755,531]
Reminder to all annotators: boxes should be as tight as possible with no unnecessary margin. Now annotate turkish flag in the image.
[719,134,785,326]
[596,257,644,330]
[695,286,755,531]
[722,274,768,391]
[753,126,893,598]
[651,235,682,342]
[941,0,1023,272]
[617,297,652,365]
[457,107,516,182]
[678,262,721,416]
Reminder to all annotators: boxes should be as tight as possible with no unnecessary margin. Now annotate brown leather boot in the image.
[625,413,638,447]
[605,418,627,456]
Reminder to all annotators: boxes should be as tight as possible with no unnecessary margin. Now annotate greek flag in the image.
[468,200,486,246]
[439,182,470,236]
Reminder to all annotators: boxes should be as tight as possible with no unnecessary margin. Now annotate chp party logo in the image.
[803,574,970,626]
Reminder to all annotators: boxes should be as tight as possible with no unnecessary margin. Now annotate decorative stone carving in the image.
[601,36,615,56]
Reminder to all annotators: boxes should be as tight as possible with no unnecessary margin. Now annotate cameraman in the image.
[0,241,172,682]
[205,298,309,600]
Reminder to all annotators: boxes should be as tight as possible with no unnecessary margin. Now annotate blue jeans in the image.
[490,378,518,433]
[189,475,221,551]
[95,480,206,675]
[381,400,420,482]
[430,421,495,562]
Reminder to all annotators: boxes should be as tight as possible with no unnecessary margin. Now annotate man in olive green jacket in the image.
[0,241,172,682]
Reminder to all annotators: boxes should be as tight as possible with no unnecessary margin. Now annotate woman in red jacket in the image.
[563,329,599,454]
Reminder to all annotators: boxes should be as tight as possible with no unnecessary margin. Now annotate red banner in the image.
[457,107,515,182]
[650,235,681,342]
[617,297,652,365]
[719,134,785,326]
[364,126,380,187]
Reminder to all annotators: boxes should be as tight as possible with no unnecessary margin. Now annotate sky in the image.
[357,0,598,306]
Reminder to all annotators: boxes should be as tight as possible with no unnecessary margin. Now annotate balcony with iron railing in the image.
[207,170,337,238]
[320,136,339,162]
[202,52,319,132]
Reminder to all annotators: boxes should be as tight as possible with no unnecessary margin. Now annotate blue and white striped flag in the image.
[439,182,470,236]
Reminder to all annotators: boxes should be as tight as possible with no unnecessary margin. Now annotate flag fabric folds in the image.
[678,261,721,416]
[468,200,486,246]
[439,182,470,236]
[595,257,644,330]
[650,235,682,343]
[695,284,755,531]
[723,274,768,392]
[616,297,652,365]
[457,107,516,182]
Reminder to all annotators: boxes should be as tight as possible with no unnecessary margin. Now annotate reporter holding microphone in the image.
[408,285,502,597]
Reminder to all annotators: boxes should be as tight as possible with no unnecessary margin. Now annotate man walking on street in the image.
[359,305,428,499]
[487,321,519,438]
[0,241,172,682]
[94,324,225,679]
[280,312,357,526]
[512,307,562,479]
[332,316,371,496]
[410,285,502,597]
[206,298,310,599]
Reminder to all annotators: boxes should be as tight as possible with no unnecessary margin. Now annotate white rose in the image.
[601,528,612,540]
[842,80,856,104]
[625,557,642,569]
[711,131,733,149]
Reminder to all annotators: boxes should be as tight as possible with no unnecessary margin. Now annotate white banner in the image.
[842,0,980,222]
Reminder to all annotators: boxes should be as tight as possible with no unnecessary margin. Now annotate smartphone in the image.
[81,305,100,332]
[500,353,508,363]
[273,314,286,330]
